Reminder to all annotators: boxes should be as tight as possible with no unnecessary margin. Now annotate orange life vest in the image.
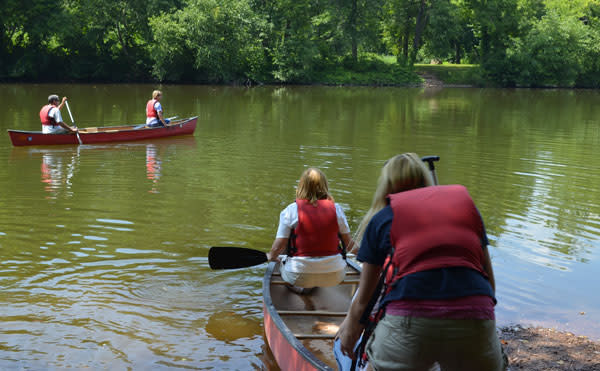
[290,199,340,257]
[146,99,158,118]
[384,184,487,291]
[39,105,56,126]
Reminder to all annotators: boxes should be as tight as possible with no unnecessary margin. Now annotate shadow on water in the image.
[205,311,262,342]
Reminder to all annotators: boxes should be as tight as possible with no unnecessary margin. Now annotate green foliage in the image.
[150,0,268,83]
[414,64,486,85]
[507,11,595,87]
[312,54,421,85]
[422,0,476,64]
[0,0,598,86]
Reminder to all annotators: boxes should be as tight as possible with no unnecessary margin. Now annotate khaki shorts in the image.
[366,315,507,371]
[280,268,345,288]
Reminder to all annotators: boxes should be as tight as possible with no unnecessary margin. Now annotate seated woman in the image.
[337,153,506,371]
[267,167,352,292]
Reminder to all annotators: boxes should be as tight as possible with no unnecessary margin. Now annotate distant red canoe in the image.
[7,116,197,146]
[263,259,361,370]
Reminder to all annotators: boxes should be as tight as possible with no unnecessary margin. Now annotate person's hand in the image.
[61,96,68,104]
[266,252,280,263]
[337,317,364,359]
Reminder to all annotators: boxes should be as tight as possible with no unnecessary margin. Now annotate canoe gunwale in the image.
[7,116,198,146]
[262,259,362,370]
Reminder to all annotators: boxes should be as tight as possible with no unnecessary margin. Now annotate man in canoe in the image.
[146,90,170,127]
[40,95,78,134]
[337,153,506,370]
[266,167,353,294]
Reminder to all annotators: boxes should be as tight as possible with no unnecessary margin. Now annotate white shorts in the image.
[42,125,69,134]
[280,254,346,288]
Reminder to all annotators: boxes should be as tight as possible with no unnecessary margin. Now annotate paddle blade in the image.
[209,246,268,270]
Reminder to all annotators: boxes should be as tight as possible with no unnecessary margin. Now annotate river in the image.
[1,84,599,369]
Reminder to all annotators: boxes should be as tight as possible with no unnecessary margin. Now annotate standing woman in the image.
[267,168,353,292]
[338,153,506,371]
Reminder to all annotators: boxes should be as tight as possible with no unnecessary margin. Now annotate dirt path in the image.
[416,72,445,87]
[499,325,600,370]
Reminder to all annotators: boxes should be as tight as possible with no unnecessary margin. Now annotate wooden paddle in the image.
[64,100,83,144]
[209,246,268,269]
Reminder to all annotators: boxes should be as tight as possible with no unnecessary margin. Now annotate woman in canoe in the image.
[267,167,353,293]
[337,153,506,370]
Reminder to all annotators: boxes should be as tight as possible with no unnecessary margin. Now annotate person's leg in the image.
[434,319,506,371]
[365,315,436,371]
[291,270,345,288]
[43,125,68,134]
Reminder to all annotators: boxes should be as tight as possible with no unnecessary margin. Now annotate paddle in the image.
[64,100,82,145]
[421,155,440,185]
[209,246,268,270]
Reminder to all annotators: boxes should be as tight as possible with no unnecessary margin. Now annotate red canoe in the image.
[7,116,198,146]
[263,259,361,370]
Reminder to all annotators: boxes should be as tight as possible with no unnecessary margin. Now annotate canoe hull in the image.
[263,260,361,370]
[7,117,197,146]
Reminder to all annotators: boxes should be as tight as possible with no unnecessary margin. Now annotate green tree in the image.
[150,0,267,83]
[464,0,520,83]
[508,11,592,87]
[423,0,475,63]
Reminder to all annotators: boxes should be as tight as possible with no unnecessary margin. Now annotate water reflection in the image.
[146,144,162,194]
[1,85,600,369]
[205,311,262,342]
[40,148,79,199]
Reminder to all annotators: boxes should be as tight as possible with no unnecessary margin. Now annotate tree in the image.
[150,0,267,83]
[424,0,476,63]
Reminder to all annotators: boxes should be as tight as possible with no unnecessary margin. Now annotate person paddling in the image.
[145,90,170,127]
[40,95,78,134]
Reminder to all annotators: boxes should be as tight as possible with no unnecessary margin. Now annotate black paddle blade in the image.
[209,246,268,270]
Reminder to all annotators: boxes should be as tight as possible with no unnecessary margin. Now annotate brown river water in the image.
[0,84,599,369]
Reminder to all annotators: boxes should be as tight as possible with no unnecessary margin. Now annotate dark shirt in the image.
[357,205,495,305]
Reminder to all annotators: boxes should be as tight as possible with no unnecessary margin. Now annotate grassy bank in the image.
[414,64,486,86]
[301,55,422,86]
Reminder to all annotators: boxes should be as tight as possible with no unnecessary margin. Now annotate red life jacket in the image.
[39,105,56,126]
[291,199,340,257]
[146,99,158,118]
[385,185,487,289]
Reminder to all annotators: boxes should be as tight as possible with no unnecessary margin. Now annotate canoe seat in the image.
[271,279,360,285]
[278,310,347,316]
[294,334,336,340]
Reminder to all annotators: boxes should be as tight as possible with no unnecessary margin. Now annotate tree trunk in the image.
[350,0,358,63]
[454,42,461,64]
[410,0,428,64]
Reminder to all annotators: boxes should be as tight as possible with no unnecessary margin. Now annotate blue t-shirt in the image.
[357,205,495,305]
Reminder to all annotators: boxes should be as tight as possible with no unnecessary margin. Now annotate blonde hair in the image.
[353,153,434,246]
[152,90,162,99]
[296,168,333,205]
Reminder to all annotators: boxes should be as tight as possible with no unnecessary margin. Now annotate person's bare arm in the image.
[340,233,355,253]
[337,262,382,358]
[57,121,78,133]
[482,245,496,292]
[58,96,67,110]
[157,110,167,126]
[267,238,288,261]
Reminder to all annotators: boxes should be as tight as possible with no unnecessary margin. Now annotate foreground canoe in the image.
[263,259,361,370]
[7,116,198,146]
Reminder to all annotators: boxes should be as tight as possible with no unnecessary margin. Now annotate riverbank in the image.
[499,325,600,370]
[414,64,485,87]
